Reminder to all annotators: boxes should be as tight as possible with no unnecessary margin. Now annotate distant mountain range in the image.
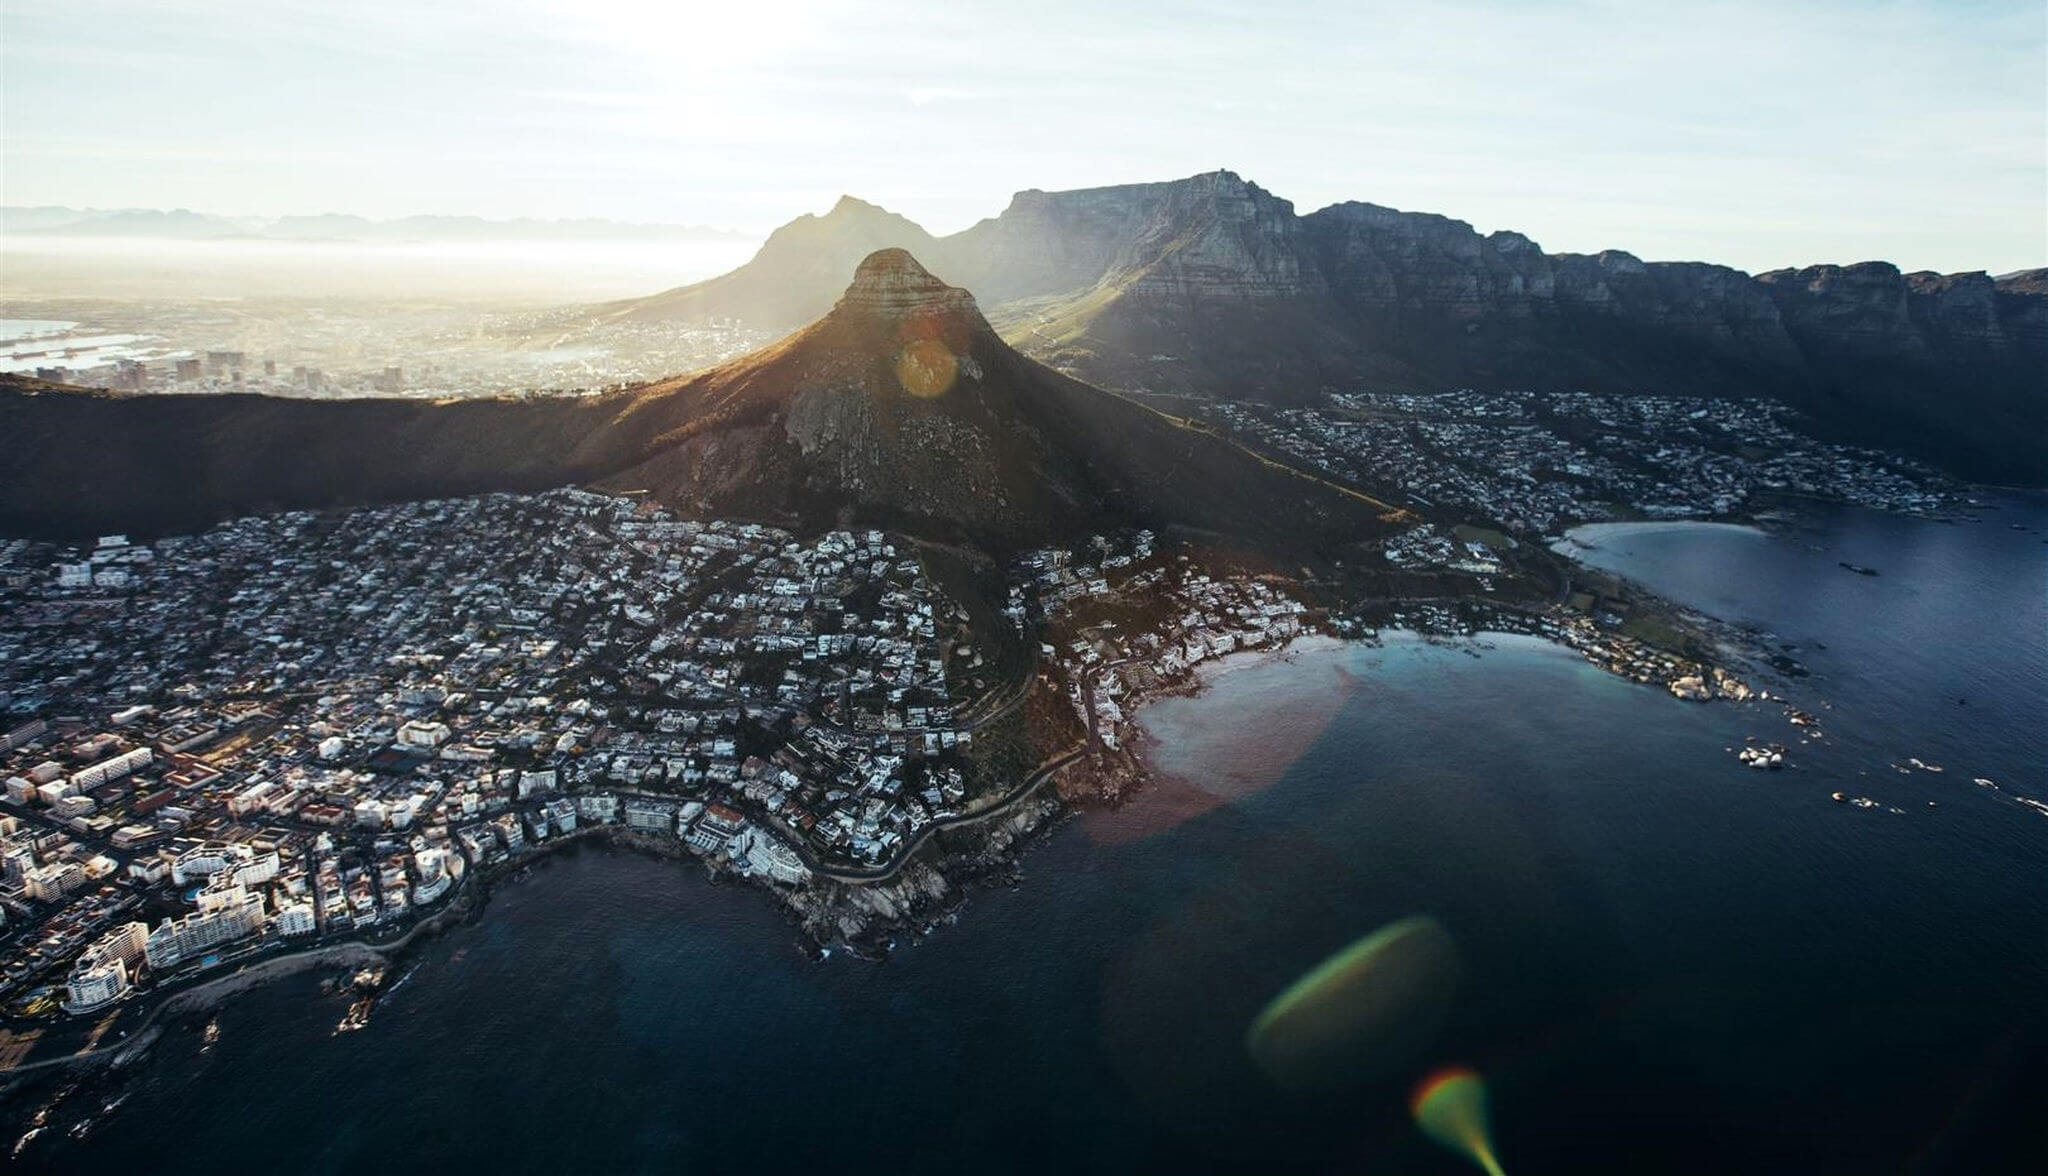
[604,171,2047,483]
[0,206,748,243]
[0,250,1388,553]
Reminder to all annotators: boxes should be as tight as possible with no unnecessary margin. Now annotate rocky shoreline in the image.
[2,536,1796,1113]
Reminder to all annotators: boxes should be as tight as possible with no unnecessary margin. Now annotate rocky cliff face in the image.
[1097,171,1326,302]
[1306,201,1557,318]
[1992,268,2048,351]
[937,182,1179,305]
[1552,254,1796,355]
[1757,262,2042,361]
[830,246,980,318]
[1757,262,1929,360]
[930,171,1324,306]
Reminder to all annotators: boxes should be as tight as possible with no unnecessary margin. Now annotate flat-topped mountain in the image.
[607,172,2047,482]
[0,251,1391,553]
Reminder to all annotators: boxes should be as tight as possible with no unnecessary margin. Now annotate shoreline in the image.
[2,595,1774,1077]
[0,508,1867,1090]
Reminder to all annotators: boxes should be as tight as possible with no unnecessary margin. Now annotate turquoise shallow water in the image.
[29,495,2048,1175]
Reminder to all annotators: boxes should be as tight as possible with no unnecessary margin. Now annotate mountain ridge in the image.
[606,171,2046,482]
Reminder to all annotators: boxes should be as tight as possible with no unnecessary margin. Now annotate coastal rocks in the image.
[1711,667,1754,701]
[1669,667,1751,702]
[1735,743,1786,770]
[788,862,959,952]
[1669,674,1712,701]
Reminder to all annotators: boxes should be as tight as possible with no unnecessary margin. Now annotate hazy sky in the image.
[4,0,2043,274]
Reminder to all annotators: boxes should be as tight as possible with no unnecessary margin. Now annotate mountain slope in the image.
[593,248,1391,549]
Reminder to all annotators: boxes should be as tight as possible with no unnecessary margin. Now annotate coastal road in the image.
[786,741,1089,885]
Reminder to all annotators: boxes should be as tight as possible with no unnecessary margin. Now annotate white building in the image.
[272,901,317,937]
[68,746,152,791]
[145,887,266,970]
[62,921,149,1013]
[173,842,276,888]
[729,826,810,886]
[25,861,87,903]
[395,720,452,750]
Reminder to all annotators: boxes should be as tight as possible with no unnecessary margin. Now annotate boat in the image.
[1837,562,1880,576]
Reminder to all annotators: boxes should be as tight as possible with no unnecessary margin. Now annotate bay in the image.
[32,495,2048,1175]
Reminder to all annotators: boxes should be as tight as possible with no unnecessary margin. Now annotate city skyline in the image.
[3,0,2044,276]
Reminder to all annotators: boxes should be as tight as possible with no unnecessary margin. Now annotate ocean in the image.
[23,494,2047,1174]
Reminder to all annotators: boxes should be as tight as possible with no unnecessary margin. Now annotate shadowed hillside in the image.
[1,253,1395,556]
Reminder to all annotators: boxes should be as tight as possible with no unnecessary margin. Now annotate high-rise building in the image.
[144,887,266,970]
[63,921,149,1012]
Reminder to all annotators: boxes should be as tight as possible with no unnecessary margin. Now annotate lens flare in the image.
[1411,1066,1507,1176]
[895,337,957,398]
[1245,914,1462,1090]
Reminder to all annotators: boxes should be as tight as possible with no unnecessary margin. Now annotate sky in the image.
[3,0,2043,274]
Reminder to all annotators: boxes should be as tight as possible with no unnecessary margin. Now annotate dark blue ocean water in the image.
[27,495,2048,1175]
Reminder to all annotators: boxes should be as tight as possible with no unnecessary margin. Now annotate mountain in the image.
[262,213,383,240]
[600,197,937,328]
[12,208,250,239]
[607,172,2048,483]
[0,251,1391,554]
[0,206,102,234]
[594,248,1388,550]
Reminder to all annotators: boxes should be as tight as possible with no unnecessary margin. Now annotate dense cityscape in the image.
[1,299,770,400]
[0,491,1034,1021]
[1193,390,1958,536]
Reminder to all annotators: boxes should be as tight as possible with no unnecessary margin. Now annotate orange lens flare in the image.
[1411,1066,1507,1176]
[895,337,957,398]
